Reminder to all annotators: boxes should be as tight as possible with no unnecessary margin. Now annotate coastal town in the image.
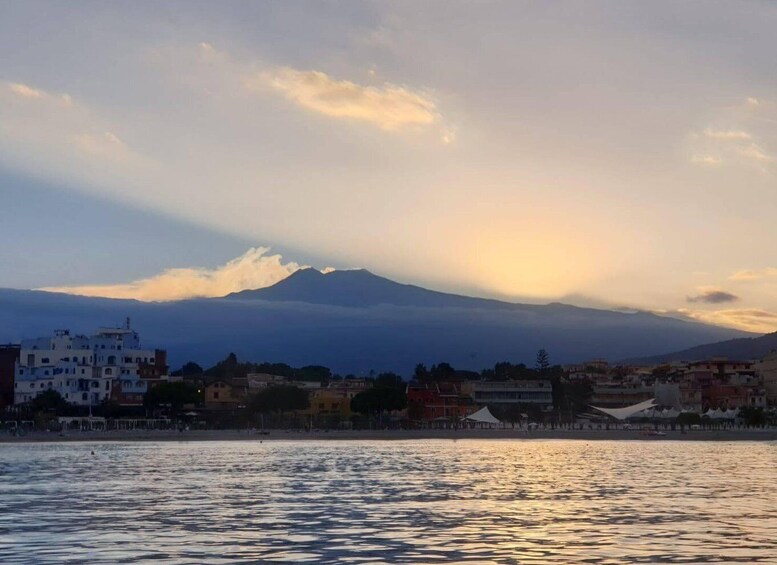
[2,323,777,435]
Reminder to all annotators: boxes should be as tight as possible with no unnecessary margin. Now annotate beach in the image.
[3,427,777,443]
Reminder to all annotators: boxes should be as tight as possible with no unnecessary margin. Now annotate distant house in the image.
[204,377,248,410]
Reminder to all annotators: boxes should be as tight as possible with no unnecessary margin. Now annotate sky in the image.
[1,1,777,332]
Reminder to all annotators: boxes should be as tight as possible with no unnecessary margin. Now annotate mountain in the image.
[229,268,543,309]
[626,331,777,364]
[0,270,755,374]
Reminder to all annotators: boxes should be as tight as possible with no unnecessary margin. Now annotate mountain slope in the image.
[0,270,756,373]
[626,331,777,364]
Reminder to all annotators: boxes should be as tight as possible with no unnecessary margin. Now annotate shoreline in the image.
[3,428,777,443]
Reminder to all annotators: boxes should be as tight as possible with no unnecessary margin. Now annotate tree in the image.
[248,385,309,414]
[171,361,203,377]
[375,372,404,389]
[144,382,202,412]
[29,390,69,414]
[536,349,550,374]
[295,365,332,382]
[351,386,407,415]
[738,407,767,427]
[676,412,701,426]
[414,364,428,380]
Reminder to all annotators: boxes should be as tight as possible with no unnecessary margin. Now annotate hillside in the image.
[626,332,777,364]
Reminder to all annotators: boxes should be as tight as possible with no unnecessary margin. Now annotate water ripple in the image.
[1,440,776,563]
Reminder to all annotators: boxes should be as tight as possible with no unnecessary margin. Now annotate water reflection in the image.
[1,440,775,563]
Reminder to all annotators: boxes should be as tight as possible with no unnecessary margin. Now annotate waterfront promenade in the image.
[3,427,777,443]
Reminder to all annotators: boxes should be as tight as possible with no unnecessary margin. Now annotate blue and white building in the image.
[14,323,167,407]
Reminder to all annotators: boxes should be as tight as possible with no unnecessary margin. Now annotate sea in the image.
[1,439,776,564]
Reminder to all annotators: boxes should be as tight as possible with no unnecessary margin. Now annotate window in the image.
[82,393,87,401]
[105,368,112,375]
[213,391,220,399]
[42,357,50,364]
[105,381,110,390]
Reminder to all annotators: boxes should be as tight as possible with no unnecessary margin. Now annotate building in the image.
[590,381,654,408]
[406,381,472,421]
[0,344,20,408]
[306,378,370,420]
[468,380,553,409]
[756,351,777,404]
[204,377,248,409]
[13,324,168,407]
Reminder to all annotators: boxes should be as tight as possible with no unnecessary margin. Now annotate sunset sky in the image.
[1,1,776,332]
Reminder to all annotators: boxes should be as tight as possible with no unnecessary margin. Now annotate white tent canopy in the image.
[461,406,501,425]
[590,398,657,421]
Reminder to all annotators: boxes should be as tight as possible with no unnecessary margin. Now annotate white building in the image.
[470,380,554,409]
[14,324,167,407]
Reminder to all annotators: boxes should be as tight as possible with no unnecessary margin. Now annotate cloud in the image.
[676,308,777,333]
[41,247,308,301]
[729,267,777,281]
[737,143,773,163]
[690,126,774,169]
[253,67,440,131]
[691,155,721,165]
[703,128,752,140]
[1,80,143,168]
[686,288,739,304]
[9,82,43,98]
[72,131,128,157]
[7,81,72,106]
[690,99,777,170]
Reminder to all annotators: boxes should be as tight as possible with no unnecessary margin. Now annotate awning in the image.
[461,406,501,424]
[590,398,657,421]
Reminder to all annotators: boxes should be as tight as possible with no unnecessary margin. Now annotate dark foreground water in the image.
[1,440,776,564]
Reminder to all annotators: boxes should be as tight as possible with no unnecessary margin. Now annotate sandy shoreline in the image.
[2,428,777,443]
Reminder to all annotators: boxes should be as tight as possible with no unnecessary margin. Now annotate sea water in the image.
[1,439,776,563]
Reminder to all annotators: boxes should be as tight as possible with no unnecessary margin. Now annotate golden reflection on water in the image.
[1,440,776,563]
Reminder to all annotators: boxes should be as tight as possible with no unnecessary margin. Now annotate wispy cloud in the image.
[676,308,777,333]
[691,155,722,165]
[689,98,775,170]
[703,128,752,140]
[9,82,44,99]
[41,247,307,301]
[729,267,777,281]
[7,81,72,105]
[686,288,739,304]
[1,80,141,166]
[253,67,440,132]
